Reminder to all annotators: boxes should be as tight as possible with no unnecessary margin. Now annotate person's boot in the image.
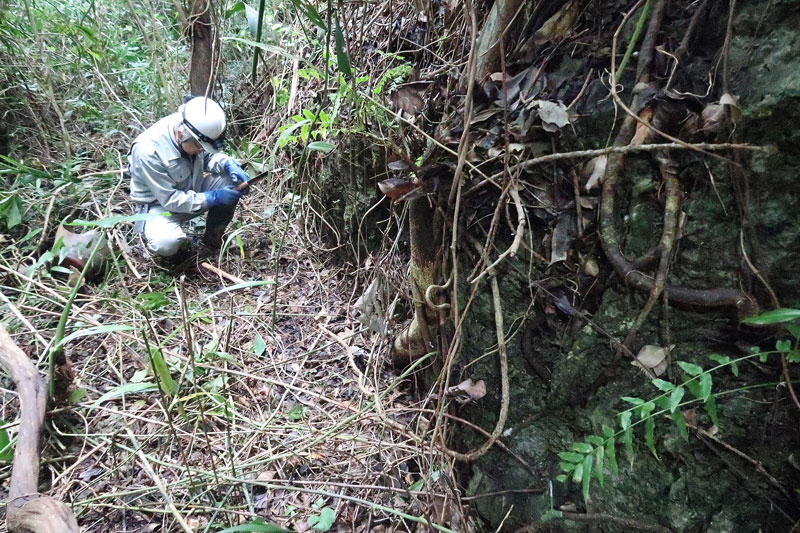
[202,205,235,249]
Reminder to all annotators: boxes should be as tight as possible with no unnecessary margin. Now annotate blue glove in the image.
[204,187,241,208]
[224,160,249,186]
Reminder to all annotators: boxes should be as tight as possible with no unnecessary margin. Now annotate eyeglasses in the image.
[182,137,203,151]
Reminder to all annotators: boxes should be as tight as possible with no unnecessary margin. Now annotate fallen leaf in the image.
[549,211,577,264]
[390,86,425,116]
[582,155,608,191]
[54,223,110,274]
[387,160,409,171]
[445,378,486,404]
[352,277,388,335]
[535,100,570,131]
[583,257,599,277]
[534,0,578,44]
[701,93,741,133]
[631,107,654,145]
[377,178,416,200]
[632,345,672,377]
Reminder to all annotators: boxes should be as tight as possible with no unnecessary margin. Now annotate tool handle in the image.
[234,181,249,192]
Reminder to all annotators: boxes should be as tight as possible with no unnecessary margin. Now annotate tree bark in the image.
[189,0,217,97]
[0,325,79,532]
[393,199,439,361]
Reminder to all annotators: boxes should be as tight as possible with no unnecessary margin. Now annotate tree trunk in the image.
[393,198,439,362]
[189,0,216,97]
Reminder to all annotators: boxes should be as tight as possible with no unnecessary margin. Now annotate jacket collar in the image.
[154,115,186,162]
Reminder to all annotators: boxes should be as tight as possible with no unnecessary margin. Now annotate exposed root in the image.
[547,510,673,533]
[438,276,509,461]
[621,153,681,351]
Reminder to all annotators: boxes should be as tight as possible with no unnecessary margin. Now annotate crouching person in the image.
[128,97,250,258]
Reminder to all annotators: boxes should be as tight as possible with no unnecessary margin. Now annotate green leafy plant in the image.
[0,420,14,462]
[557,308,800,502]
[0,192,24,229]
[308,498,336,531]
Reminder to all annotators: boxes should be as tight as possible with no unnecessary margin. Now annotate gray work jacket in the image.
[128,113,233,214]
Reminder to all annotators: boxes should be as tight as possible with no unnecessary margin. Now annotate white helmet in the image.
[180,97,226,153]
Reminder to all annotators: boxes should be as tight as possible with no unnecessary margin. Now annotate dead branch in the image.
[554,510,673,532]
[0,325,79,533]
[470,184,526,285]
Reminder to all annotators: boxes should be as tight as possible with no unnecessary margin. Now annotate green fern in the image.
[556,308,800,503]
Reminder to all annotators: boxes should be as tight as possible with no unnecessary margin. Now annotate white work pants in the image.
[137,173,234,257]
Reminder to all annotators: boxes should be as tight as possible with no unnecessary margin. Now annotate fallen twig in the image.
[200,261,245,284]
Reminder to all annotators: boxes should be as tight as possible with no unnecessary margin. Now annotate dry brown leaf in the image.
[445,378,486,404]
[582,155,608,191]
[534,100,570,131]
[535,0,578,44]
[55,223,110,273]
[387,159,409,170]
[549,211,577,264]
[377,178,415,200]
[583,257,599,277]
[390,86,425,116]
[631,107,654,145]
[632,344,673,377]
[701,93,741,133]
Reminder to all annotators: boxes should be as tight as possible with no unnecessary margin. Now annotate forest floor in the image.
[0,177,461,532]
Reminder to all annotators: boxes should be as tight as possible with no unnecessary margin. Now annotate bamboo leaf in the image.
[572,461,584,483]
[89,382,158,411]
[741,308,800,325]
[308,141,335,152]
[638,401,655,419]
[560,461,578,473]
[686,379,702,399]
[619,411,632,431]
[204,280,274,302]
[586,435,604,447]
[0,420,13,462]
[334,19,352,78]
[708,353,730,366]
[218,520,291,532]
[54,324,134,351]
[620,411,634,460]
[622,396,645,406]
[605,430,619,475]
[148,348,178,396]
[705,396,719,426]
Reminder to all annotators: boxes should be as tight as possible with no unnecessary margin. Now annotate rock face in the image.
[321,0,800,530]
[456,1,800,530]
